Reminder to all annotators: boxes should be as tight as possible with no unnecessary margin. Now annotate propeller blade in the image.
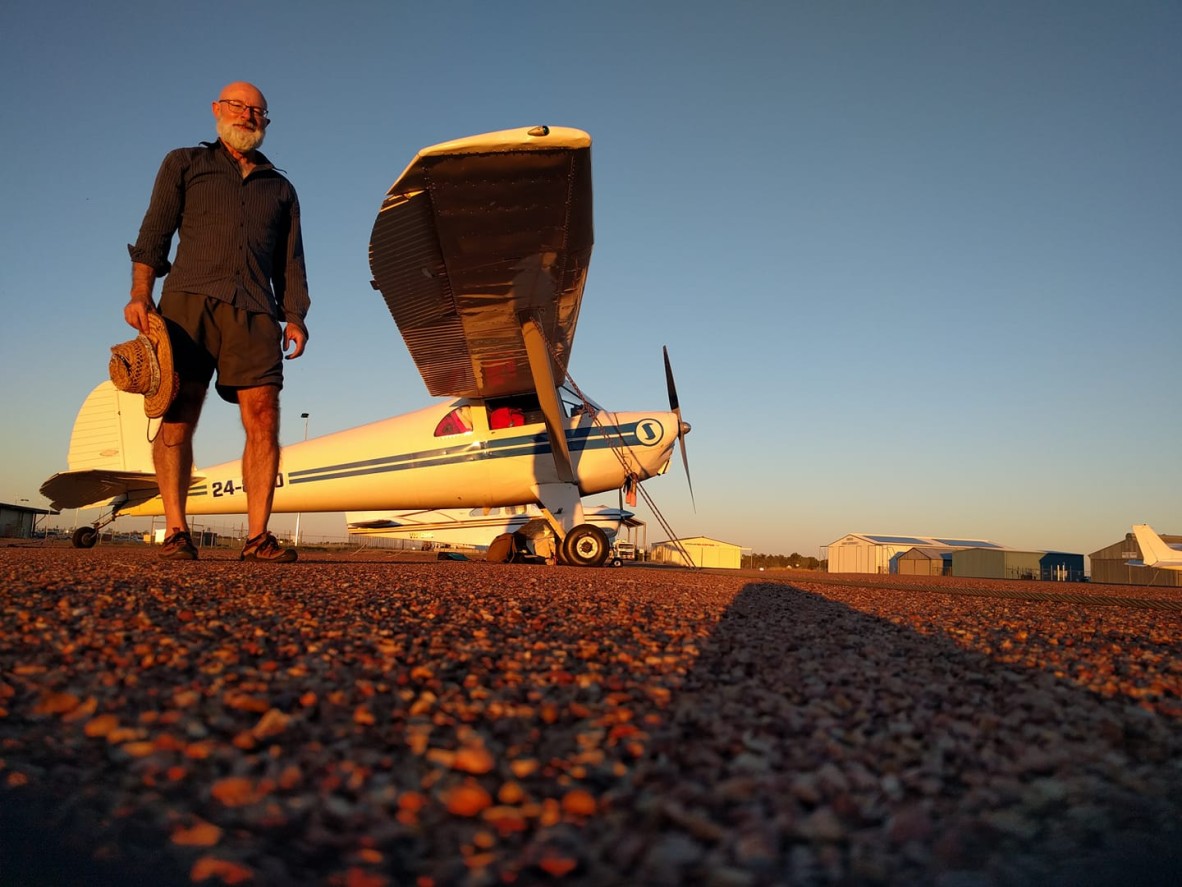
[678,435,695,511]
[663,346,679,414]
[662,346,695,511]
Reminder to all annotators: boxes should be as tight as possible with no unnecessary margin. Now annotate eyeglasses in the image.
[218,99,269,119]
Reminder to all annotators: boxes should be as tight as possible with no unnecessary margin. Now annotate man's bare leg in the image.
[153,382,206,533]
[238,385,281,540]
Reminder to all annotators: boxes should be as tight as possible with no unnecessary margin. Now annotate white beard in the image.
[217,117,266,153]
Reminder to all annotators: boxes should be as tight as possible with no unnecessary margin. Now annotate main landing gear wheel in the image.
[560,524,610,567]
[72,526,98,549]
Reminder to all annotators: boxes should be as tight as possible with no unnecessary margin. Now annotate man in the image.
[125,81,310,562]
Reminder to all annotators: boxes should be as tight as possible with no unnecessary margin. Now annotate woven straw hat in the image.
[109,313,178,419]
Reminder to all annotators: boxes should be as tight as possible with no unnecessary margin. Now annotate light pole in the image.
[293,413,309,545]
[16,499,40,539]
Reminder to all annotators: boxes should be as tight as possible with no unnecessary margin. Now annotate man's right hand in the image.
[124,297,153,335]
[127,262,157,334]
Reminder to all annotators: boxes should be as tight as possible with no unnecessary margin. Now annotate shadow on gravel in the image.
[605,581,1182,885]
[1,561,1180,886]
[0,801,182,887]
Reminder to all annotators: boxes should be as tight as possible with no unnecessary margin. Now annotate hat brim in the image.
[143,313,178,418]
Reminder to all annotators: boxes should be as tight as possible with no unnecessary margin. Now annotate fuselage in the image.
[120,398,682,518]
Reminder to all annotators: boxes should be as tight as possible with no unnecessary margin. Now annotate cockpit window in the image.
[559,384,600,418]
[489,406,526,429]
[486,394,543,428]
[434,406,473,437]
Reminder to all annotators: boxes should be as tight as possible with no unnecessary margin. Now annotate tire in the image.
[72,526,98,549]
[610,557,624,568]
[560,524,610,567]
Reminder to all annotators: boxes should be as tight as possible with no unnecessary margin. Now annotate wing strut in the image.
[521,316,576,483]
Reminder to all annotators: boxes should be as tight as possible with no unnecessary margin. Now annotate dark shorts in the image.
[159,291,283,404]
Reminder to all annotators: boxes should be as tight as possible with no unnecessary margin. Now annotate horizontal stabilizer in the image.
[40,469,161,511]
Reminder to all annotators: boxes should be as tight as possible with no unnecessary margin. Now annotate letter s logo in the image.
[635,419,664,446]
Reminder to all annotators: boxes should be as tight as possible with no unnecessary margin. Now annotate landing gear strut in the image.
[70,500,123,549]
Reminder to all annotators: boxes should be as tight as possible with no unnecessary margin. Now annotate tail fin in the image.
[1132,524,1182,568]
[39,382,160,510]
[66,381,156,472]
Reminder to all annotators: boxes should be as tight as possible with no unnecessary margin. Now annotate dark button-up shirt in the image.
[129,140,310,335]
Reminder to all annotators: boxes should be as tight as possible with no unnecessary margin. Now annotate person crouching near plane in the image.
[124,81,310,562]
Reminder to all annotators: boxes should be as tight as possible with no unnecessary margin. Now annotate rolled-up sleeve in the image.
[128,150,187,277]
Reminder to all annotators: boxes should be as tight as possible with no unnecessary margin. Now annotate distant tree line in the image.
[748,552,825,570]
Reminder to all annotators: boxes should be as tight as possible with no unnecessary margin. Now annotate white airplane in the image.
[347,504,639,555]
[1127,524,1182,571]
[40,126,691,567]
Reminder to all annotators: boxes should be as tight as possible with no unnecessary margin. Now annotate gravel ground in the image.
[1,544,1180,886]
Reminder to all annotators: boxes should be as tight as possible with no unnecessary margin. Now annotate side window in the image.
[434,406,473,437]
[486,394,544,428]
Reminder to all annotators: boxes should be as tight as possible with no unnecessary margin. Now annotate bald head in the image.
[217,81,267,109]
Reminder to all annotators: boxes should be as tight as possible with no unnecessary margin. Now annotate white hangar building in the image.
[826,533,1003,574]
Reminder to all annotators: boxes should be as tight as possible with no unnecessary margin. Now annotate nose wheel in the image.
[560,524,610,567]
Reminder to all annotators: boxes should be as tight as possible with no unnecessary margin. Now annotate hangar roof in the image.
[841,533,1002,549]
[899,547,956,561]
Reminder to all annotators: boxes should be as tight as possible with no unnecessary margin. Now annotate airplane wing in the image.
[39,469,163,511]
[369,126,593,401]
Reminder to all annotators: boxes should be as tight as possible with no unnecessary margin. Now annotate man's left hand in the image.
[284,324,307,360]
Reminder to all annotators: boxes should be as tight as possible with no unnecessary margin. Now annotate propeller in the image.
[663,346,695,510]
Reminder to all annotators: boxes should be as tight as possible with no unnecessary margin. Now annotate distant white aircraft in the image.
[348,504,638,558]
[1127,524,1182,571]
[40,126,691,566]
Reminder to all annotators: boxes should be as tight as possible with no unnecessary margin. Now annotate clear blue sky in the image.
[2,1,1179,559]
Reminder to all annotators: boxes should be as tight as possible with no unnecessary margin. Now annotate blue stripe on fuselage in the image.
[285,423,648,486]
